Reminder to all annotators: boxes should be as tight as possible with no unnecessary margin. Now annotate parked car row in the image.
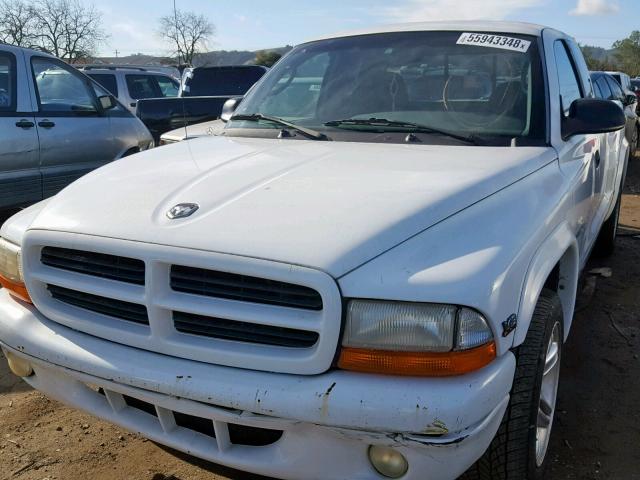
[0,21,632,480]
[591,71,639,154]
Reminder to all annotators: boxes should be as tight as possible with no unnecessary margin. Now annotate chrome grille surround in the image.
[22,230,342,375]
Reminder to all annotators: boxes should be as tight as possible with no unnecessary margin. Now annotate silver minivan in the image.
[0,45,153,211]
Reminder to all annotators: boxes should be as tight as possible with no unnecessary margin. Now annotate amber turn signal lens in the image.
[338,342,496,377]
[0,273,32,303]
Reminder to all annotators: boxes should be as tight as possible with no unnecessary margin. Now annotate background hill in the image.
[89,46,292,67]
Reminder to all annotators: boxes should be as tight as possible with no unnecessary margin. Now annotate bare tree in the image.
[159,10,214,65]
[30,0,106,62]
[0,0,36,47]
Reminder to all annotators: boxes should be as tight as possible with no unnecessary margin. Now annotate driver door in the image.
[29,55,117,198]
[548,38,600,261]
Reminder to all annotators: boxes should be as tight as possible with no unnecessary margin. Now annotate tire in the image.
[593,188,622,257]
[461,289,563,480]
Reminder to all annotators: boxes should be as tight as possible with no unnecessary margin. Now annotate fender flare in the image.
[513,221,579,346]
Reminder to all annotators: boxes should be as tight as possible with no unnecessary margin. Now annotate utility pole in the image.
[173,0,181,66]
[115,49,119,58]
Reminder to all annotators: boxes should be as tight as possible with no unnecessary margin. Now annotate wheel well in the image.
[541,247,579,340]
[543,264,560,292]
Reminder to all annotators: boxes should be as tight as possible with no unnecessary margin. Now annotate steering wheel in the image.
[442,58,527,130]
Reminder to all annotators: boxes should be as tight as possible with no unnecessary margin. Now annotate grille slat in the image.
[171,270,321,299]
[41,247,145,285]
[174,311,318,348]
[47,284,149,325]
[171,265,323,311]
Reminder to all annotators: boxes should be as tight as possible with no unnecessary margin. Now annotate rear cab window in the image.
[0,52,17,111]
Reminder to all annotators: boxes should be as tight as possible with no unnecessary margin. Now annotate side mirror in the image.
[624,93,637,106]
[98,95,117,111]
[562,98,625,140]
[220,97,242,122]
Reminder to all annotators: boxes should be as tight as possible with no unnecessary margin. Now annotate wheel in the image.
[593,188,622,257]
[461,289,563,480]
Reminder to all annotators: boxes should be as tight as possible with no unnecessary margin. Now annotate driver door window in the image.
[553,41,583,117]
[32,57,97,114]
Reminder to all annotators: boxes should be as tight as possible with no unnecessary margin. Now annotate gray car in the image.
[0,45,153,211]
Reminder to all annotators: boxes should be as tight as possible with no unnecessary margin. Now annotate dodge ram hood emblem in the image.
[167,203,199,219]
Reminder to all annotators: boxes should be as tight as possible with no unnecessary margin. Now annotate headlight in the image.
[0,238,30,303]
[338,300,495,376]
[0,238,22,282]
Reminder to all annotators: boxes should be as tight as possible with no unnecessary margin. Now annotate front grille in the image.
[29,233,340,375]
[41,247,145,285]
[171,265,323,311]
[174,311,319,348]
[47,284,149,325]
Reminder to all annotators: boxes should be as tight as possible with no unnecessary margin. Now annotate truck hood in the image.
[29,137,555,277]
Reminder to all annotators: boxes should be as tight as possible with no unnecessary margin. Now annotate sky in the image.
[96,0,637,57]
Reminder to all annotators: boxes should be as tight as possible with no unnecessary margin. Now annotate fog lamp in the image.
[368,445,408,478]
[4,350,33,377]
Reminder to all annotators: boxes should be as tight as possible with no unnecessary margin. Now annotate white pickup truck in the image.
[0,21,628,480]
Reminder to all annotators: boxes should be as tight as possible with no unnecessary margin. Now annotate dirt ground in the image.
[2,161,640,480]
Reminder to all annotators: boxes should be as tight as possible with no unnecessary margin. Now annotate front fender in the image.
[338,159,567,357]
[514,222,579,346]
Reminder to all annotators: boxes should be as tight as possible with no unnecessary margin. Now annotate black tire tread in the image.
[460,289,562,480]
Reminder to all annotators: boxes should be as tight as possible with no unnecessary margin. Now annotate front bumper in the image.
[0,290,515,480]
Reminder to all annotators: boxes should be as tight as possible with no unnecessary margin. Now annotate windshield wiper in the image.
[230,113,329,141]
[324,118,478,145]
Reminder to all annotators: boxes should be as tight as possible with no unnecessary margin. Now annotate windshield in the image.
[183,66,266,97]
[228,31,546,145]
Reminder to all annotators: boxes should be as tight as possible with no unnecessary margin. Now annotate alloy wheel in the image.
[535,321,561,466]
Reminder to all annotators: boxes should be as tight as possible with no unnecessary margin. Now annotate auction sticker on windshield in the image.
[457,33,531,53]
